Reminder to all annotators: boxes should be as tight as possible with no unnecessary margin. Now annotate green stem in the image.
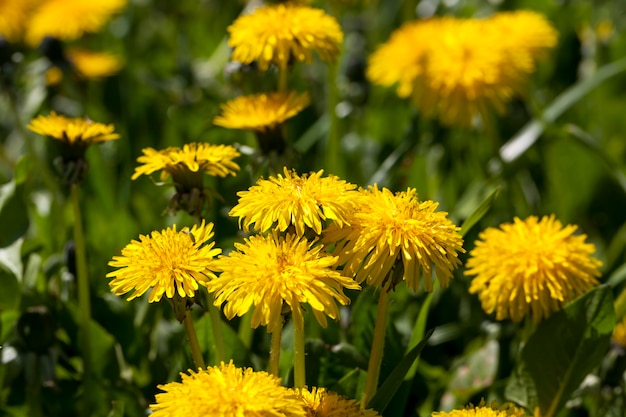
[325,62,344,178]
[238,311,254,350]
[293,324,306,388]
[71,185,93,411]
[183,309,206,369]
[207,298,226,364]
[268,321,283,377]
[278,67,289,93]
[361,287,390,408]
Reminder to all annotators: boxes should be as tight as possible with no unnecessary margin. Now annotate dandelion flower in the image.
[107,221,220,303]
[299,387,381,417]
[432,401,527,417]
[465,215,601,323]
[227,3,343,70]
[367,11,557,126]
[150,361,306,417]
[230,167,357,236]
[0,0,36,42]
[25,0,127,46]
[613,317,626,348]
[325,186,464,291]
[208,233,360,332]
[132,143,240,182]
[213,91,310,133]
[67,48,123,79]
[27,111,120,145]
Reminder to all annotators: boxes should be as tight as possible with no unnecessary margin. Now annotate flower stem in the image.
[183,309,206,369]
[325,62,345,178]
[278,67,289,93]
[293,324,306,388]
[70,184,93,410]
[361,287,390,408]
[207,298,226,364]
[238,311,254,349]
[268,321,283,377]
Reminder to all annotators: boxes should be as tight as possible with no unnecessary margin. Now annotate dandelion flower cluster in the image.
[213,92,310,133]
[432,401,527,417]
[27,111,120,145]
[465,215,601,323]
[325,186,464,291]
[367,11,557,126]
[132,143,241,182]
[227,3,343,70]
[107,221,220,303]
[230,167,357,236]
[25,0,127,46]
[208,233,360,332]
[299,387,381,417]
[150,361,306,417]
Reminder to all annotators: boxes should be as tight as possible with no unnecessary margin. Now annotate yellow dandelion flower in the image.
[613,317,626,348]
[229,167,358,236]
[208,232,360,332]
[367,11,557,127]
[299,387,381,417]
[465,215,602,323]
[107,220,221,303]
[150,361,306,417]
[325,186,464,291]
[227,3,343,70]
[27,111,120,145]
[132,143,241,182]
[432,401,527,417]
[213,91,310,133]
[0,0,37,42]
[25,0,127,46]
[67,48,123,79]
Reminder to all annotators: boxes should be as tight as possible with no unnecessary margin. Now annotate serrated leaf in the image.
[459,186,500,237]
[505,285,615,417]
[367,328,434,413]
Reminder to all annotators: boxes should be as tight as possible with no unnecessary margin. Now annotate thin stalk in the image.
[70,184,93,411]
[278,67,289,92]
[268,321,283,377]
[207,298,226,364]
[324,62,344,178]
[238,311,254,350]
[361,287,390,408]
[293,324,306,388]
[183,309,206,369]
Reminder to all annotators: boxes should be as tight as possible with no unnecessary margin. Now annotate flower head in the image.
[67,48,122,79]
[613,317,626,348]
[27,111,119,145]
[299,387,381,417]
[432,401,527,417]
[25,0,127,46]
[325,186,464,291]
[107,220,221,303]
[150,361,306,417]
[367,11,557,126]
[465,215,602,323]
[208,233,360,332]
[214,91,310,133]
[0,0,36,42]
[132,143,240,183]
[227,3,343,70]
[230,167,358,236]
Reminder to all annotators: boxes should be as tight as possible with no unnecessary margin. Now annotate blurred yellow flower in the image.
[213,91,310,133]
[432,401,527,417]
[229,167,357,236]
[68,48,123,78]
[107,221,220,303]
[299,387,381,417]
[325,186,464,291]
[132,143,241,182]
[0,0,36,42]
[150,361,306,417]
[465,215,601,323]
[227,3,343,70]
[613,317,626,348]
[25,0,127,46]
[367,11,557,127]
[27,111,119,145]
[208,233,360,332]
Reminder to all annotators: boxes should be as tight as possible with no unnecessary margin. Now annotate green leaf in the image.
[405,288,435,381]
[367,328,434,413]
[0,180,29,247]
[505,285,615,417]
[459,186,500,237]
[500,57,626,163]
